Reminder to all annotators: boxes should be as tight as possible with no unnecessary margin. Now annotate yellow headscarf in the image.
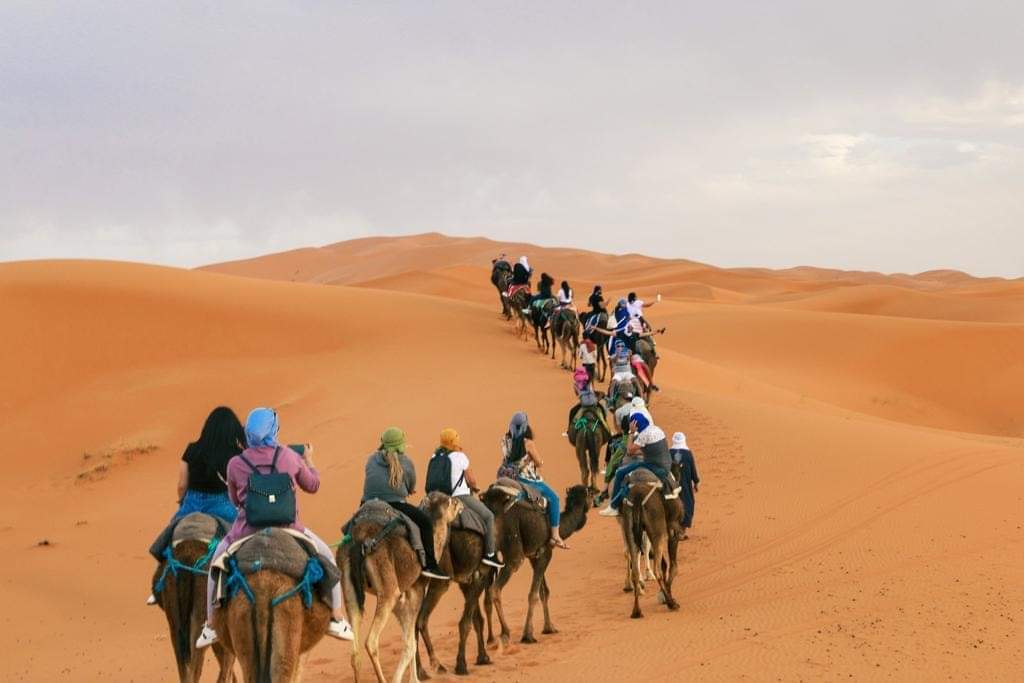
[439,428,461,452]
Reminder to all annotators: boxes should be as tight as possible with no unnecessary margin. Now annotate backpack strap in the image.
[237,453,260,474]
[269,446,281,473]
[450,453,466,493]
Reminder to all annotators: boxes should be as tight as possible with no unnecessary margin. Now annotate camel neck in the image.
[559,504,588,540]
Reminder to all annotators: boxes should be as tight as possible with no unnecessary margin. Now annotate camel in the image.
[482,484,593,646]
[551,307,580,369]
[152,514,236,683]
[340,493,462,683]
[584,312,610,382]
[508,288,532,341]
[608,376,644,411]
[490,260,513,319]
[569,406,610,493]
[529,299,556,355]
[618,469,682,619]
[214,568,330,683]
[415,519,495,678]
[635,337,659,401]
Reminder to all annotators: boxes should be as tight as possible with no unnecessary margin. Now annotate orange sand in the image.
[2,233,1021,681]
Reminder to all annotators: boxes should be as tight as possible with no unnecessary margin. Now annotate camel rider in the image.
[583,285,606,334]
[599,412,681,517]
[595,325,659,392]
[511,257,532,287]
[556,281,575,311]
[430,428,504,569]
[492,253,512,272]
[196,408,354,649]
[567,367,607,435]
[528,273,556,324]
[627,291,660,331]
[597,415,633,504]
[501,412,569,549]
[361,427,450,580]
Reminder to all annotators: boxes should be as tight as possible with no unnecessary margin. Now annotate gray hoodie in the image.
[362,450,417,503]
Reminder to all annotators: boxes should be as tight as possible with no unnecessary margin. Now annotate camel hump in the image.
[490,478,547,510]
[171,512,222,546]
[231,528,319,581]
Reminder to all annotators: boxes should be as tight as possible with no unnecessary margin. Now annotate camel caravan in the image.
[145,256,700,682]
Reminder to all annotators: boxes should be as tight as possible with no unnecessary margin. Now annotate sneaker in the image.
[421,567,451,581]
[598,506,620,518]
[146,593,158,606]
[481,553,505,569]
[195,624,218,649]
[664,487,682,500]
[328,618,355,641]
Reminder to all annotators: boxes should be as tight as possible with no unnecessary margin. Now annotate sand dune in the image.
[3,235,1022,681]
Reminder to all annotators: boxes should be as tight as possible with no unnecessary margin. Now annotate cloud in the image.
[0,2,1022,276]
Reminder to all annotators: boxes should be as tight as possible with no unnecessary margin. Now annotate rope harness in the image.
[225,554,326,610]
[154,535,220,595]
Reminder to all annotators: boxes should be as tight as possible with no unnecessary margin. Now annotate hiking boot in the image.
[481,553,505,569]
[328,618,355,641]
[145,593,158,606]
[598,506,620,518]
[664,487,682,500]
[422,567,451,581]
[195,624,218,649]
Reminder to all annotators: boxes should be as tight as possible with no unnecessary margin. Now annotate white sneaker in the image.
[195,624,218,649]
[146,593,157,606]
[481,553,505,569]
[664,487,681,500]
[328,618,355,641]
[598,506,620,517]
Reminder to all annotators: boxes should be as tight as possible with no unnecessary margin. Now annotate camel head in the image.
[422,491,462,564]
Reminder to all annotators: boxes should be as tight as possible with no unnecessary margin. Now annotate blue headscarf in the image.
[245,407,279,448]
[631,412,650,433]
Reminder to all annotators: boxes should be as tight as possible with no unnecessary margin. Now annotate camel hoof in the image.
[476,654,492,666]
[667,600,681,611]
[500,635,510,648]
[520,635,538,644]
[631,610,644,619]
[455,662,469,676]
[436,663,448,674]
[486,636,496,647]
[417,669,430,681]
[542,626,559,635]
[622,585,633,593]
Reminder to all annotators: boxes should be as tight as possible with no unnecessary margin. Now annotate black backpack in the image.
[425,448,465,496]
[237,447,296,527]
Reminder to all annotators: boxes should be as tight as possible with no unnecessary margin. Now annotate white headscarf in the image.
[519,255,531,272]
[672,432,688,449]
[629,396,652,422]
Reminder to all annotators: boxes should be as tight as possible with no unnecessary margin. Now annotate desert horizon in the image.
[2,232,1021,681]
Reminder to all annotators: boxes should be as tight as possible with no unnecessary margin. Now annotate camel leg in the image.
[488,563,515,647]
[366,588,399,683]
[623,508,644,619]
[416,578,450,678]
[393,586,423,683]
[341,560,365,682]
[521,552,551,643]
[455,579,489,675]
[269,601,304,683]
[471,583,491,667]
[643,533,656,581]
[212,643,236,683]
[540,576,557,635]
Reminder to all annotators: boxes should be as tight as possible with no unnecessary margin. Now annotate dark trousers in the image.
[584,363,595,382]
[682,488,695,528]
[387,501,440,569]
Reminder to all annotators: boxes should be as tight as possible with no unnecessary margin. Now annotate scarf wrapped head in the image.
[245,407,279,448]
[380,426,407,455]
[672,432,688,450]
[439,427,460,452]
[631,412,651,434]
[509,411,529,439]
[573,367,590,391]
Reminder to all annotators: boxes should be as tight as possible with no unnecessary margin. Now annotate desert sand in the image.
[2,233,1021,681]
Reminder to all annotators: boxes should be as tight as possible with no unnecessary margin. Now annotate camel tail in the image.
[347,541,367,611]
[248,592,276,683]
[170,567,194,673]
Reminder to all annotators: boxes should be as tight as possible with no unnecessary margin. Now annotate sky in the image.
[1,1,1022,276]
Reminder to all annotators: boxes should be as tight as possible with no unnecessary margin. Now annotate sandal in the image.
[549,537,570,550]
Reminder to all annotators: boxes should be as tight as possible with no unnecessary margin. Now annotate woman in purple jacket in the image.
[195,408,353,648]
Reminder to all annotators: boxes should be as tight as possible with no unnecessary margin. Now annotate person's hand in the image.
[656,294,662,302]
[693,484,699,493]
[302,444,316,467]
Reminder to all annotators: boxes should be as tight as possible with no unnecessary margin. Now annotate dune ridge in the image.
[2,235,1021,681]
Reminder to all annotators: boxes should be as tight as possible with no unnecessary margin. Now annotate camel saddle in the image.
[491,477,547,510]
[450,504,487,537]
[567,405,610,446]
[172,512,222,547]
[346,500,426,565]
[211,527,340,606]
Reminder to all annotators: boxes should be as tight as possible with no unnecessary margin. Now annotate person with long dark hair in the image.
[499,412,569,549]
[147,406,245,573]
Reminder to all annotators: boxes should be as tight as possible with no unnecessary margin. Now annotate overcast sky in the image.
[2,2,1022,275]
